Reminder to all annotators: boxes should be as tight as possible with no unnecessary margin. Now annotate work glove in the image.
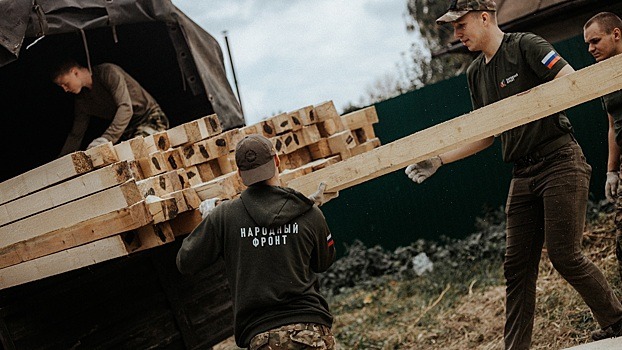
[405,156,443,184]
[308,182,339,207]
[198,197,219,219]
[87,137,109,149]
[144,195,163,204]
[605,171,620,203]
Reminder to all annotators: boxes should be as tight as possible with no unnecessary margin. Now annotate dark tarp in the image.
[0,0,245,181]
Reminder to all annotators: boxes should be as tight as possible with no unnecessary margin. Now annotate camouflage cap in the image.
[436,0,497,24]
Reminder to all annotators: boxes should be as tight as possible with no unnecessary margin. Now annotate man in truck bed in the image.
[51,59,169,156]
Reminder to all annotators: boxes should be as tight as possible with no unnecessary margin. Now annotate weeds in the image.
[321,202,622,349]
[216,202,622,350]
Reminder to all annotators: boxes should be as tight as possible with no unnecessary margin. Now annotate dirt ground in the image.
[213,209,622,350]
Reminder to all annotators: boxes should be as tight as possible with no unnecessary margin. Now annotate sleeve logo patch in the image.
[541,50,561,69]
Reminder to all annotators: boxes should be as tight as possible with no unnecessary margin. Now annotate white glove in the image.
[405,156,443,184]
[605,171,620,203]
[198,198,219,219]
[308,182,339,207]
[87,137,109,149]
[144,195,163,204]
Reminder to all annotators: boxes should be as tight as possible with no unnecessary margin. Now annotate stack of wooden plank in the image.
[0,100,380,289]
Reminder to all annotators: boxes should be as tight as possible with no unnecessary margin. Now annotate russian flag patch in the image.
[541,50,561,69]
[327,234,334,247]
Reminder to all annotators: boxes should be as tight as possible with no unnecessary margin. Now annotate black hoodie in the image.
[176,184,336,347]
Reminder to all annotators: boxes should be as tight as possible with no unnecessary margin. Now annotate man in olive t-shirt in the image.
[405,1,622,348]
[52,59,169,156]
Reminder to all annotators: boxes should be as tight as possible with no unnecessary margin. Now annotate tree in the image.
[348,0,473,111]
[405,0,473,87]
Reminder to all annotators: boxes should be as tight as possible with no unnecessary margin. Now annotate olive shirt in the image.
[59,63,160,156]
[603,90,622,147]
[467,33,574,162]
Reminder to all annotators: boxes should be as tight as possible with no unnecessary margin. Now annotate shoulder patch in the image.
[541,50,561,69]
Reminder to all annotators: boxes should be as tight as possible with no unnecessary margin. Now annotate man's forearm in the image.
[439,136,495,164]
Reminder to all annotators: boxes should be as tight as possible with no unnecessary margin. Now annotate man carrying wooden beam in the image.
[176,134,337,349]
[584,11,622,335]
[51,58,169,156]
[405,1,622,348]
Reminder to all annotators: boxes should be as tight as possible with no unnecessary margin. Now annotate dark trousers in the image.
[504,141,622,350]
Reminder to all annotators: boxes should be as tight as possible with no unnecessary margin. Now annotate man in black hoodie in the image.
[176,134,336,349]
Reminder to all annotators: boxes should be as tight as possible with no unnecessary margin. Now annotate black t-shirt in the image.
[467,32,573,162]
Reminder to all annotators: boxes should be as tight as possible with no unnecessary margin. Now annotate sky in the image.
[172,0,417,126]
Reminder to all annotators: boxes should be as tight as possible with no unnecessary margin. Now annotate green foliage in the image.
[320,206,507,297]
[405,0,474,87]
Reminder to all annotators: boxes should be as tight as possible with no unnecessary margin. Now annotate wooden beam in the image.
[217,154,237,174]
[163,190,189,213]
[308,139,333,160]
[137,151,167,178]
[186,162,219,186]
[122,223,175,253]
[313,100,340,122]
[83,142,119,168]
[0,153,92,206]
[181,139,216,167]
[0,142,119,207]
[0,235,130,290]
[341,106,379,130]
[167,119,211,147]
[353,125,376,144]
[224,128,243,152]
[289,105,317,125]
[295,124,322,146]
[0,202,152,269]
[193,172,244,200]
[168,210,203,237]
[146,196,179,224]
[0,162,132,227]
[181,188,202,209]
[351,138,381,156]
[288,53,622,196]
[201,114,223,137]
[164,148,184,171]
[259,119,276,138]
[0,180,143,248]
[136,170,184,198]
[271,112,294,134]
[114,137,148,161]
[143,131,171,154]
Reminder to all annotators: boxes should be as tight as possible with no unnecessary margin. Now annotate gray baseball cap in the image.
[235,134,277,186]
[436,0,497,24]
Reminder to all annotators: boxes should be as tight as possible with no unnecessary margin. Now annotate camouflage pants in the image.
[249,323,335,350]
[121,106,169,141]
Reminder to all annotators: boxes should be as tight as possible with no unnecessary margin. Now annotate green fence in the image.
[321,34,609,253]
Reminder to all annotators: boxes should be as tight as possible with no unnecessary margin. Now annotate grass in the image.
[215,206,622,350]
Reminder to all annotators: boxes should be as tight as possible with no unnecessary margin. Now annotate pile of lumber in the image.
[0,100,380,289]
